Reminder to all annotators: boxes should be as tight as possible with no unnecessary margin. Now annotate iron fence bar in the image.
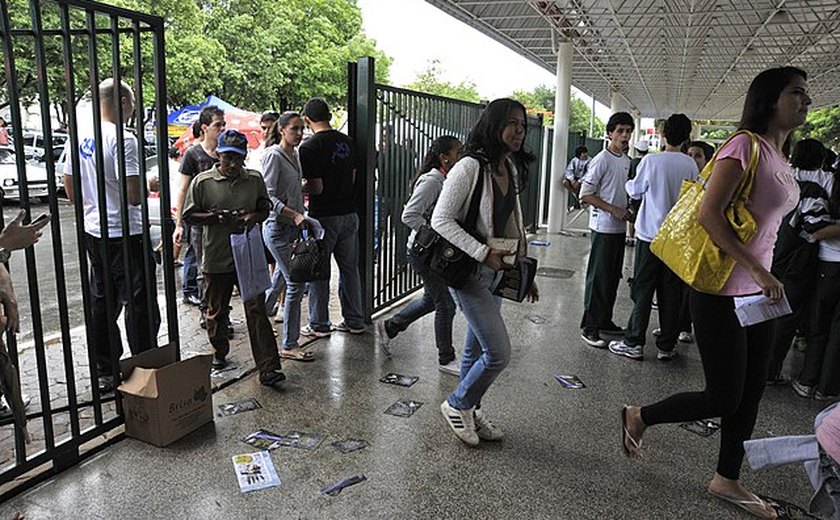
[54,0,161,24]
[150,13,175,352]
[0,0,31,464]
[131,18,157,350]
[0,415,123,500]
[355,57,376,320]
[34,0,83,441]
[26,0,66,453]
[86,7,119,422]
[0,392,117,426]
[60,2,103,429]
[109,15,131,417]
[6,26,154,37]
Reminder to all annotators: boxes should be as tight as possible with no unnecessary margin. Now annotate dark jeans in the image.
[181,225,199,298]
[386,253,456,364]
[580,231,625,335]
[84,233,161,376]
[204,272,281,376]
[801,261,840,395]
[640,290,775,479]
[677,283,692,333]
[768,273,816,379]
[625,240,681,350]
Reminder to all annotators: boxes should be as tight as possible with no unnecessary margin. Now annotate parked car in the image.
[0,146,50,202]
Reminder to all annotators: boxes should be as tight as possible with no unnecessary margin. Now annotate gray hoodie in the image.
[402,168,446,249]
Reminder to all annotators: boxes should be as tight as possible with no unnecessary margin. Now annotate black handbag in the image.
[288,231,330,283]
[410,157,485,289]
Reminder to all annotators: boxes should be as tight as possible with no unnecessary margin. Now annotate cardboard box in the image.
[118,344,214,447]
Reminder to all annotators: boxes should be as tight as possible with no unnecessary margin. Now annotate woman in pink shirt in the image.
[621,67,810,518]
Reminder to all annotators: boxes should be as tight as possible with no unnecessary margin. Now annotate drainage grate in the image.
[536,267,575,279]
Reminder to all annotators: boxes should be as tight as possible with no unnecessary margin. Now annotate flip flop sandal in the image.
[280,349,315,362]
[621,406,643,458]
[708,489,775,518]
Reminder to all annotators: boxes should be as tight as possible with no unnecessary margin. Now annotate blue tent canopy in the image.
[167,95,239,127]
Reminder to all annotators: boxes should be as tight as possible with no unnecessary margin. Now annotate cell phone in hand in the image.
[31,213,50,226]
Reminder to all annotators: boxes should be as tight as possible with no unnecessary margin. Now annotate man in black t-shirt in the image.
[173,106,225,308]
[299,98,365,336]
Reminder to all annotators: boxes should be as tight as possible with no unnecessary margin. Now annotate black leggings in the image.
[640,290,775,480]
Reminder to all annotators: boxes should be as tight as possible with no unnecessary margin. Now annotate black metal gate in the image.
[349,57,545,317]
[0,0,174,499]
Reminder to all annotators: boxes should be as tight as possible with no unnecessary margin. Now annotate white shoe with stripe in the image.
[474,409,504,441]
[440,401,478,446]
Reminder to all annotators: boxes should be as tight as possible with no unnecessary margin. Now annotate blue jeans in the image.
[447,264,510,410]
[386,252,456,363]
[263,220,304,349]
[308,213,365,331]
[262,220,288,312]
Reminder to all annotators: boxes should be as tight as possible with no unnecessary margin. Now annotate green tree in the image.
[511,84,605,136]
[797,105,840,150]
[199,0,390,111]
[404,59,481,103]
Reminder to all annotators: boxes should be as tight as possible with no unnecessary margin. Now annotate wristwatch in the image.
[0,248,9,264]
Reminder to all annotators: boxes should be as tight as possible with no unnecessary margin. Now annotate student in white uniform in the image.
[579,112,634,348]
[608,114,699,361]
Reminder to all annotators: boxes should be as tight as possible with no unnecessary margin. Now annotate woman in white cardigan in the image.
[432,98,539,446]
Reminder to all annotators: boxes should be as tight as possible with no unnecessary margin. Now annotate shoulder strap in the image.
[462,154,486,230]
[698,130,761,204]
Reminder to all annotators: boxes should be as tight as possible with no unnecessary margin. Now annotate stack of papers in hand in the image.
[733,294,792,327]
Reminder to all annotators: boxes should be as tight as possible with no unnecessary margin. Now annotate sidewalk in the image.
[0,234,825,519]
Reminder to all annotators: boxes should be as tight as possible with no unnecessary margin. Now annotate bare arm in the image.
[811,224,840,241]
[127,176,141,206]
[579,193,630,221]
[64,174,74,203]
[302,177,323,195]
[697,157,783,300]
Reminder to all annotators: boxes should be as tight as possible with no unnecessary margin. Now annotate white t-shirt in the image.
[64,121,141,238]
[625,151,699,242]
[581,149,630,233]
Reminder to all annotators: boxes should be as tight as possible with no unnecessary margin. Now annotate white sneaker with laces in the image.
[376,320,392,356]
[438,359,460,376]
[678,331,694,343]
[440,401,478,446]
[300,325,331,338]
[474,409,504,441]
[608,340,643,360]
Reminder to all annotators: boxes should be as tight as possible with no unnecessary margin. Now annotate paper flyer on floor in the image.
[232,451,281,493]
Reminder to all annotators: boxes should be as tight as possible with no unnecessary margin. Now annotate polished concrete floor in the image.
[0,234,825,519]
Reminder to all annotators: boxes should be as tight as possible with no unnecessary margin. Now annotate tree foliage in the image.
[511,84,605,137]
[797,105,840,151]
[1,0,391,124]
[403,59,481,104]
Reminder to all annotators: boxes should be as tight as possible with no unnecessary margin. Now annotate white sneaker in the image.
[657,349,677,361]
[440,401,478,446]
[376,320,392,356]
[474,409,504,441]
[300,325,331,338]
[608,340,643,360]
[652,328,661,337]
[438,359,460,376]
[332,321,366,334]
[678,331,694,343]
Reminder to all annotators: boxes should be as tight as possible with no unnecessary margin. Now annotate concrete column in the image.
[610,90,622,113]
[547,40,572,234]
[691,123,701,140]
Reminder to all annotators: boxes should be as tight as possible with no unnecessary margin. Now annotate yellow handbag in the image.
[650,130,760,294]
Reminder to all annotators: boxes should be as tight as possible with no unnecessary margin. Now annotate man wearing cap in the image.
[182,129,285,388]
[299,97,365,337]
[64,78,161,393]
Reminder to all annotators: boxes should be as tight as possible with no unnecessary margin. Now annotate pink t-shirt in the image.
[718,134,799,296]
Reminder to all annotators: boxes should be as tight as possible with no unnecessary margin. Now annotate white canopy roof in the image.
[425,0,840,120]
